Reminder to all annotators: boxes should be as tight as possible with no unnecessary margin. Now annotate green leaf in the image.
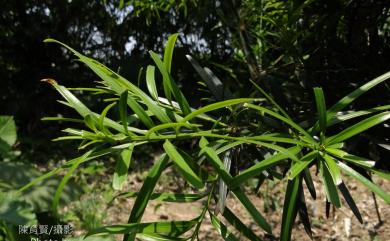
[113,192,206,203]
[124,154,169,241]
[320,161,341,208]
[0,192,36,225]
[327,70,390,115]
[222,207,262,241]
[297,188,313,239]
[217,150,232,214]
[313,87,327,135]
[325,148,375,169]
[338,162,390,204]
[303,167,316,199]
[249,79,292,121]
[99,102,116,135]
[18,146,116,193]
[322,154,342,185]
[230,147,302,188]
[338,182,363,223]
[52,150,93,214]
[146,65,159,101]
[127,93,155,128]
[326,111,390,145]
[150,51,191,116]
[145,122,200,138]
[163,33,179,74]
[209,212,239,241]
[199,137,233,184]
[113,143,135,190]
[44,39,171,124]
[42,116,84,123]
[66,236,115,241]
[0,116,17,147]
[287,151,317,180]
[137,233,187,241]
[84,114,99,133]
[186,55,232,100]
[327,105,390,127]
[119,91,129,135]
[244,103,315,143]
[280,177,300,241]
[47,81,144,135]
[199,139,270,233]
[87,219,197,237]
[252,133,307,145]
[180,98,255,124]
[163,140,204,188]
[233,189,271,234]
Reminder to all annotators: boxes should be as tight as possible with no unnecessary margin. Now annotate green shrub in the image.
[20,34,390,241]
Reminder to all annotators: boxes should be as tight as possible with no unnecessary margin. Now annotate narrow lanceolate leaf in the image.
[44,39,172,124]
[181,98,255,124]
[325,148,375,169]
[84,114,98,133]
[119,91,129,135]
[327,105,390,127]
[297,187,313,239]
[41,116,84,123]
[322,154,342,185]
[320,161,341,208]
[113,143,135,190]
[233,189,271,234]
[52,150,93,214]
[19,146,115,193]
[338,162,390,204]
[209,212,239,241]
[281,177,300,241]
[338,182,363,223]
[287,151,317,180]
[113,192,206,203]
[205,67,233,100]
[127,94,155,128]
[244,103,315,143]
[186,55,232,100]
[231,147,302,188]
[201,142,271,232]
[150,51,191,116]
[87,219,197,237]
[99,102,116,135]
[136,233,187,241]
[327,70,390,115]
[223,207,262,241]
[46,80,144,135]
[249,79,292,120]
[146,65,159,101]
[163,140,204,189]
[199,137,233,184]
[313,87,327,134]
[42,79,90,117]
[217,150,232,215]
[124,154,169,241]
[303,167,316,199]
[163,33,179,74]
[327,111,390,145]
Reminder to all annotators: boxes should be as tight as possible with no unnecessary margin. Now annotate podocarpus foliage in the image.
[20,34,390,241]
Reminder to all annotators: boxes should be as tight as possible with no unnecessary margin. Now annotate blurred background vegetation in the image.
[1,0,389,164]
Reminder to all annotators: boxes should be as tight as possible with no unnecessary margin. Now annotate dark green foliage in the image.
[17,34,389,240]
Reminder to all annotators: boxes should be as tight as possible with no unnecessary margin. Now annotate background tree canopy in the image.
[1,0,389,162]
